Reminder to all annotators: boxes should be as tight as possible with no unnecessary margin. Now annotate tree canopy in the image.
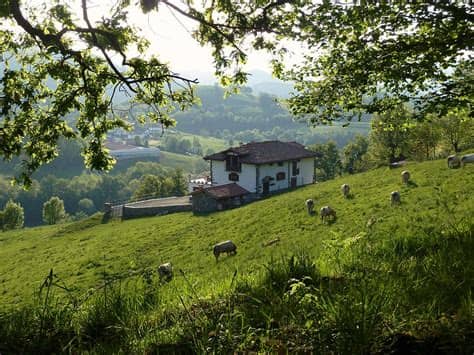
[1,1,472,184]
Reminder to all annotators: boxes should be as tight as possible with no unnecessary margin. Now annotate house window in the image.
[228,172,239,181]
[278,162,284,167]
[225,155,241,172]
[276,172,285,181]
[292,161,299,176]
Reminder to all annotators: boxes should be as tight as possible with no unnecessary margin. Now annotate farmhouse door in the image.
[291,177,297,188]
[263,181,270,195]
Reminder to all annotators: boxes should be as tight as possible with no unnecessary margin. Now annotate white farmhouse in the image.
[204,141,319,195]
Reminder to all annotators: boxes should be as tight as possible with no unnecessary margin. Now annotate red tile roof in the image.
[191,183,249,200]
[204,140,319,164]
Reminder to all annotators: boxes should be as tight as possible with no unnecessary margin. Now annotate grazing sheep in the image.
[461,153,474,167]
[401,170,410,184]
[447,155,461,169]
[305,199,315,215]
[213,240,237,261]
[391,191,401,205]
[320,206,336,223]
[341,184,350,198]
[158,262,173,281]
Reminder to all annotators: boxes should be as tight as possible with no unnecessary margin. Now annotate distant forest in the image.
[130,85,370,148]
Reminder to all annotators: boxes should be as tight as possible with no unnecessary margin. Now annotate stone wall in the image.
[192,193,218,214]
[122,204,192,220]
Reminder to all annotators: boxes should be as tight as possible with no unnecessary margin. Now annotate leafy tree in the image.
[163,136,179,153]
[171,169,187,196]
[178,139,192,154]
[160,177,175,197]
[409,116,442,161]
[77,198,96,215]
[124,162,167,181]
[342,135,369,174]
[310,141,341,181]
[278,3,473,122]
[2,1,471,184]
[132,175,162,201]
[92,175,127,208]
[192,137,203,155]
[42,196,67,225]
[1,199,24,231]
[436,109,474,153]
[369,105,412,164]
[0,1,198,184]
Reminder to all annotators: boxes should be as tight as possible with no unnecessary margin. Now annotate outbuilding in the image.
[191,183,250,214]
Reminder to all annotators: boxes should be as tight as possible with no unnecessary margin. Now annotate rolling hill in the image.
[1,158,472,304]
[0,157,473,353]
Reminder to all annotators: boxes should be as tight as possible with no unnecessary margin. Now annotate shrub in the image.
[1,199,24,231]
[43,196,68,225]
[77,198,96,215]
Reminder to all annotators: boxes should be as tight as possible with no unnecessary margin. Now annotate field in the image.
[1,158,473,353]
[149,131,228,154]
[157,150,208,173]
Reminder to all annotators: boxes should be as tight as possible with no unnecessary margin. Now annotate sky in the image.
[125,2,277,78]
[5,1,299,84]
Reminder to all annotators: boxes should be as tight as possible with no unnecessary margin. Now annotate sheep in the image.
[341,184,350,198]
[391,191,401,205]
[461,153,474,167]
[320,206,336,223]
[158,262,173,281]
[305,199,315,215]
[213,240,237,261]
[401,170,410,184]
[447,155,461,169]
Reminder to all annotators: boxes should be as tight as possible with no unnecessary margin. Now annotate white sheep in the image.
[391,191,401,205]
[447,155,461,169]
[158,262,173,281]
[320,206,336,223]
[305,199,315,215]
[401,170,410,184]
[213,240,237,261]
[461,153,474,167]
[341,184,350,198]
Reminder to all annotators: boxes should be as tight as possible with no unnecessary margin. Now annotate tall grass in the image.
[1,227,473,354]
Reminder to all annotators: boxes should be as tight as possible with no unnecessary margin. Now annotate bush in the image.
[42,196,68,225]
[1,199,24,231]
[77,198,96,215]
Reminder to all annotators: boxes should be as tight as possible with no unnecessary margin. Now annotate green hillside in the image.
[1,158,473,353]
[1,158,473,304]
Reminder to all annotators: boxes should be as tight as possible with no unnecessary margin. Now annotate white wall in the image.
[259,162,290,192]
[210,157,314,194]
[298,157,316,186]
[211,161,257,193]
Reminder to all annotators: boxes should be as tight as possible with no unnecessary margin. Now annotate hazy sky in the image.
[10,1,293,81]
[126,3,276,76]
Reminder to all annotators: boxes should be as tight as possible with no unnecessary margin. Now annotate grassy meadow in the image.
[0,157,473,353]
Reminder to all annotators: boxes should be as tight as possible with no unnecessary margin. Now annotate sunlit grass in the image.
[0,157,473,352]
